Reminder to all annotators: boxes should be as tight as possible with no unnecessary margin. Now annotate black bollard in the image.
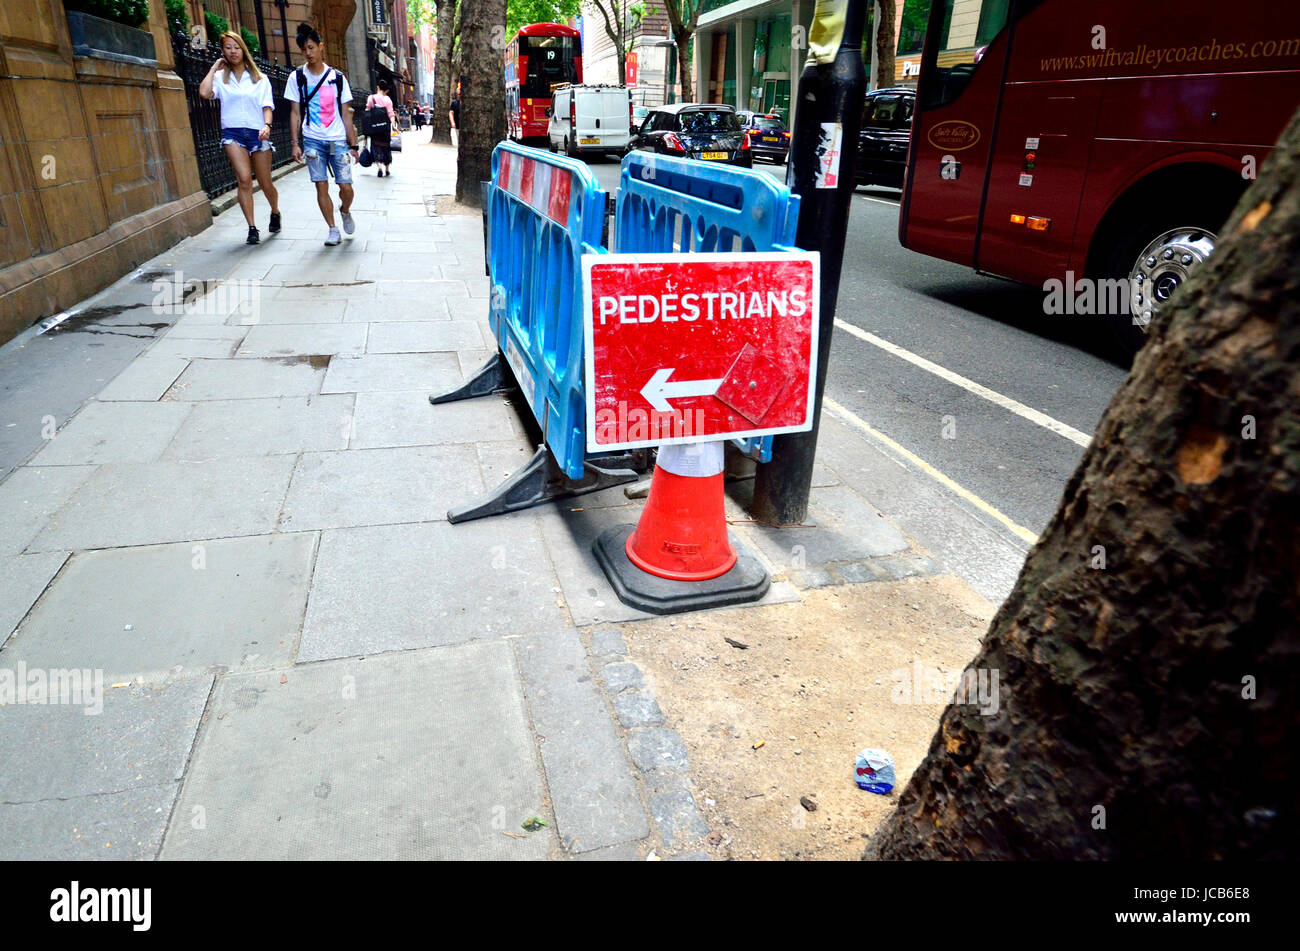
[750,0,869,525]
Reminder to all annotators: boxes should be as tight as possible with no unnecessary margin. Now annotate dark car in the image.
[631,104,752,168]
[856,88,914,189]
[736,111,790,163]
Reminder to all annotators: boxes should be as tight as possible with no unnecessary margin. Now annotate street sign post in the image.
[582,252,821,453]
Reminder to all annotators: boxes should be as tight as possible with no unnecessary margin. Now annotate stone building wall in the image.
[0,0,212,344]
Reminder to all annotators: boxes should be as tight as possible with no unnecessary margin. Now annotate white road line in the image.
[857,195,900,205]
[823,396,1040,546]
[832,320,1093,447]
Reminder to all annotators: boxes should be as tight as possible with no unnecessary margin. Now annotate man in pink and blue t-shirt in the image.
[286,23,359,247]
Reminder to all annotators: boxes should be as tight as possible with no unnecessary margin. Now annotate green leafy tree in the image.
[240,25,259,55]
[506,0,580,38]
[164,0,189,35]
[65,0,151,28]
[662,0,701,101]
[204,8,229,40]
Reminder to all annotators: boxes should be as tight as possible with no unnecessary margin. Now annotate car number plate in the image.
[762,136,779,143]
[701,151,728,160]
[580,137,599,145]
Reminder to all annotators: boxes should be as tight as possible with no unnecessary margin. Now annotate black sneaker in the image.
[246,225,260,245]
[268,212,281,234]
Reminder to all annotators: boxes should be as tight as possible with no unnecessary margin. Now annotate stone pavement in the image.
[0,136,949,860]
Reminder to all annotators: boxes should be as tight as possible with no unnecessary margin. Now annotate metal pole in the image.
[253,0,268,57]
[749,0,868,525]
[868,0,879,92]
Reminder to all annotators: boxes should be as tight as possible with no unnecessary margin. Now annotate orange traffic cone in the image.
[625,442,735,581]
[593,440,770,615]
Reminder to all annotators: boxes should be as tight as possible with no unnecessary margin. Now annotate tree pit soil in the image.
[617,574,996,860]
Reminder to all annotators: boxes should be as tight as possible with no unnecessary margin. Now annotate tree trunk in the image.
[675,31,693,102]
[431,0,455,144]
[864,107,1300,861]
[874,0,895,90]
[455,0,506,207]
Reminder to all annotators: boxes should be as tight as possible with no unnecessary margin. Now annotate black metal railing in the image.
[172,33,370,200]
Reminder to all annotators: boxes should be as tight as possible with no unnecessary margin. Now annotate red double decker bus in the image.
[899,0,1300,351]
[506,23,582,142]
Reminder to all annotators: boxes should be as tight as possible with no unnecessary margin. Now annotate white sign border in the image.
[581,250,821,454]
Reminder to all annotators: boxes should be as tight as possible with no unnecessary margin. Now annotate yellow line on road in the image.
[822,396,1041,546]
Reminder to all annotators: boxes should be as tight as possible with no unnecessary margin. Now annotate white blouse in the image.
[213,68,274,131]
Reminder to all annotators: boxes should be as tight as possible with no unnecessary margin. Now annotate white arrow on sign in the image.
[641,368,724,413]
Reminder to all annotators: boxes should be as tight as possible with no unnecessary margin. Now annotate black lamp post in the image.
[272,0,290,65]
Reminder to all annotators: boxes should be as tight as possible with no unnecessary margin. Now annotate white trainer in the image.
[340,208,355,234]
[324,227,341,246]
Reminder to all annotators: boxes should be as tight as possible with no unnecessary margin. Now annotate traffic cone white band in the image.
[656,441,725,478]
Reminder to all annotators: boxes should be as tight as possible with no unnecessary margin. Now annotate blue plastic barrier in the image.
[487,142,608,480]
[615,152,803,462]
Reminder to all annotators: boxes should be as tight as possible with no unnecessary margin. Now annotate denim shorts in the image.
[303,138,353,185]
[220,127,271,153]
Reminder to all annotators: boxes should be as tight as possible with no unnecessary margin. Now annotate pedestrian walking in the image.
[448,86,461,147]
[363,79,397,178]
[413,107,425,131]
[285,22,359,247]
[199,31,280,245]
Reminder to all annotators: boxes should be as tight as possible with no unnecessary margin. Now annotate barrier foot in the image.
[429,351,511,405]
[593,525,771,616]
[447,445,644,524]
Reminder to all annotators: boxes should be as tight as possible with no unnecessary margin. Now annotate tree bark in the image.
[431,0,455,143]
[593,1,627,87]
[455,0,506,206]
[664,0,699,102]
[864,106,1300,861]
[874,0,895,90]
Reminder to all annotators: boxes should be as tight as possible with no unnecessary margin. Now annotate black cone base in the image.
[593,524,771,616]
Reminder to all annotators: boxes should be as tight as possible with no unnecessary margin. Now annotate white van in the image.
[547,85,632,158]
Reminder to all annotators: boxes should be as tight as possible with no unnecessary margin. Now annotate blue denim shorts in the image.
[221,127,271,153]
[303,138,353,185]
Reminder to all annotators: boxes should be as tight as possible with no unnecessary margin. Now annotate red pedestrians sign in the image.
[582,252,820,451]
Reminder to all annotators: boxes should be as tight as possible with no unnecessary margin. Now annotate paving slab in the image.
[163,323,251,341]
[145,336,240,360]
[514,628,651,853]
[278,444,483,532]
[0,784,180,860]
[298,516,566,660]
[352,390,524,449]
[0,676,212,860]
[270,282,378,301]
[0,551,67,640]
[366,321,485,353]
[739,483,910,570]
[236,324,367,358]
[96,356,190,401]
[27,400,192,466]
[321,353,462,394]
[264,262,360,285]
[159,645,552,860]
[165,357,327,401]
[222,299,349,325]
[374,279,470,300]
[5,534,316,681]
[162,394,354,460]
[0,466,98,555]
[345,296,452,322]
[380,251,463,269]
[27,456,296,552]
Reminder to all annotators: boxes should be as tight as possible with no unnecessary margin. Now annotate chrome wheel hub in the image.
[1128,227,1216,332]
